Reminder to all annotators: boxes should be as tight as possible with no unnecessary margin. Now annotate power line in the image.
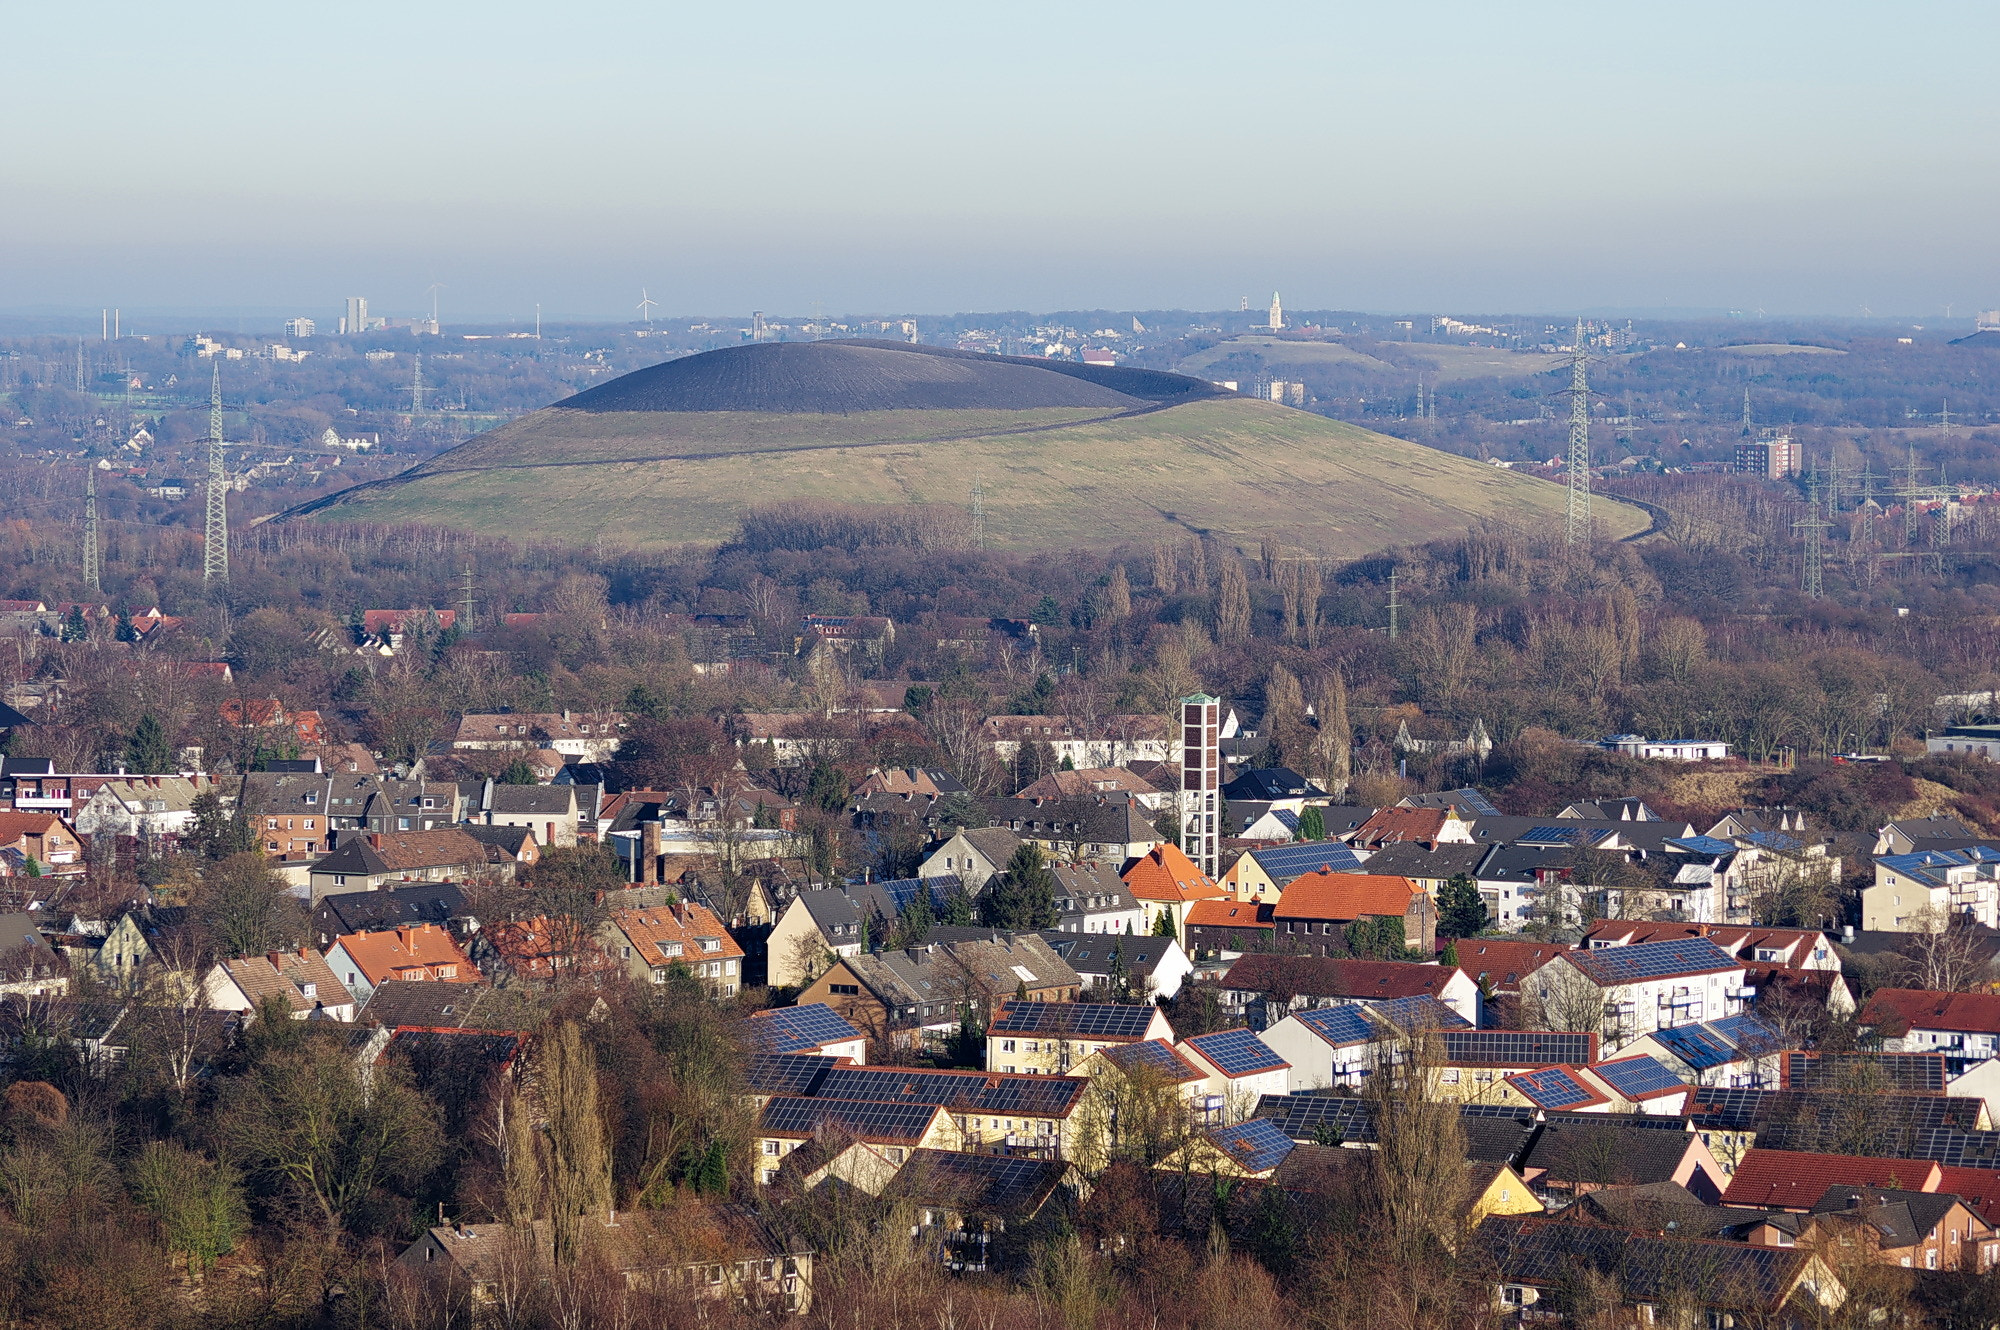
[203,363,229,584]
[1565,319,1591,547]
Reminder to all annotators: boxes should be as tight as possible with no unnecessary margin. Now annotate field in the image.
[294,395,1650,556]
[1175,335,1567,383]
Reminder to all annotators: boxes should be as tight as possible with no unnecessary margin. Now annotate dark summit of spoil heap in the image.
[556,339,1227,414]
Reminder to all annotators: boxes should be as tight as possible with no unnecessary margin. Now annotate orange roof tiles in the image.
[332,924,480,986]
[1721,1149,1941,1210]
[1274,870,1420,921]
[1350,807,1453,848]
[608,902,743,967]
[1121,843,1223,903]
[1184,899,1274,929]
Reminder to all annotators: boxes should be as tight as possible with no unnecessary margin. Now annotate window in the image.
[305,793,317,805]
[1001,1040,1017,1053]
[304,819,316,830]
[830,983,859,996]
[763,1141,780,1155]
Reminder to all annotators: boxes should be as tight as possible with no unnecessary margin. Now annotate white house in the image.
[1259,1004,1388,1092]
[1599,735,1731,762]
[202,949,356,1021]
[1621,1013,1789,1089]
[74,775,214,843]
[1861,847,2000,932]
[1532,937,1748,1055]
[1175,1028,1290,1122]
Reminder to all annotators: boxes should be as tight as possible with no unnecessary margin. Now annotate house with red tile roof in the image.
[1862,988,2000,1062]
[1121,842,1224,938]
[1272,869,1435,954]
[1346,806,1473,851]
[1183,898,1274,960]
[1453,938,1572,996]
[598,901,744,996]
[1722,1149,1942,1210]
[0,812,85,875]
[324,924,480,1004]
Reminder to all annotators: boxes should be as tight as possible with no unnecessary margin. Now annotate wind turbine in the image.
[637,288,658,325]
[424,282,445,330]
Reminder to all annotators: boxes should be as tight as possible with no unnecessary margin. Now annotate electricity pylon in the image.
[203,364,229,584]
[82,465,101,593]
[1565,319,1591,547]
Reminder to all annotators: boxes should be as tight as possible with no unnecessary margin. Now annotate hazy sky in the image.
[7,1,1997,321]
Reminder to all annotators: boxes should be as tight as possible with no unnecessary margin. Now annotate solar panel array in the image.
[1520,826,1583,844]
[1688,1088,1983,1142]
[1707,1014,1787,1057]
[1372,994,1474,1032]
[1296,1005,1378,1047]
[1666,835,1739,857]
[866,875,963,913]
[743,1053,839,1097]
[1589,1056,1687,1100]
[1442,1029,1596,1066]
[1208,1116,1297,1172]
[1909,1128,2000,1168]
[989,1000,1157,1039]
[1253,1094,1377,1142]
[1785,1051,1947,1093]
[1569,937,1735,983]
[759,1095,942,1142]
[1453,788,1502,816]
[1508,1067,1599,1109]
[884,1151,1065,1213]
[1248,841,1365,880]
[815,1066,1085,1116]
[1185,1028,1287,1077]
[745,1003,864,1053]
[1648,1023,1743,1071]
[1104,1040,1201,1080]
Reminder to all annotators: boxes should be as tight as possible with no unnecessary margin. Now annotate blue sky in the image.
[6,1,1996,321]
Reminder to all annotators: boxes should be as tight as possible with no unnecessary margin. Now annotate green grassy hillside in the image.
[295,396,1648,556]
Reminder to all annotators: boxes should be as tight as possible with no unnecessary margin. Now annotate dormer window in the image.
[304,793,317,805]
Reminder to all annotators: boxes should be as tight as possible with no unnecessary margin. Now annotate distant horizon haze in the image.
[6,1,1995,319]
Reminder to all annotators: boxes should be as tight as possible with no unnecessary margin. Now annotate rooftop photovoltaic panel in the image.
[866,875,963,913]
[1666,835,1739,857]
[1459,1103,1539,1122]
[1589,1056,1686,1100]
[814,1067,1085,1116]
[1254,1094,1377,1142]
[1442,1029,1595,1067]
[1249,841,1365,878]
[1453,789,1502,816]
[1508,1067,1599,1109]
[743,1053,838,1097]
[1786,1052,1947,1093]
[759,1095,942,1142]
[1910,1128,2000,1169]
[1372,994,1473,1032]
[1184,1028,1288,1077]
[989,1000,1158,1039]
[1520,826,1584,844]
[744,1003,864,1053]
[1104,1040,1202,1081]
[1296,1005,1379,1047]
[1708,1014,1787,1056]
[1570,937,1736,983]
[1207,1117,1296,1172]
[1649,1023,1742,1071]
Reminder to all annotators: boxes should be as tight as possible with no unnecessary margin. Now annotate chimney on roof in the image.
[368,833,382,850]
[641,821,660,885]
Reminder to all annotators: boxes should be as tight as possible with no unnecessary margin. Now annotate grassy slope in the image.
[307,398,1649,556]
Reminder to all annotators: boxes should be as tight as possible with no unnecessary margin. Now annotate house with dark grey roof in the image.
[306,829,504,903]
[355,978,522,1031]
[919,826,1025,890]
[1516,1113,1730,1202]
[310,882,472,949]
[480,780,587,847]
[1048,863,1144,936]
[797,934,1080,1049]
[883,1150,1075,1271]
[1039,931,1189,1000]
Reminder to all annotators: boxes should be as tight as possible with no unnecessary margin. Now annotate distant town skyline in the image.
[6,2,1996,319]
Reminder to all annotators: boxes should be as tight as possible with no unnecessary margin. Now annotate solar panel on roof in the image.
[1650,1023,1741,1071]
[1572,937,1734,983]
[746,1003,863,1053]
[1442,1030,1595,1066]
[1372,994,1473,1032]
[1667,835,1738,856]
[1253,1093,1379,1142]
[1296,1005,1377,1047]
[1521,826,1582,843]
[1590,1056,1686,1099]
[1250,841,1365,878]
[990,1001,1157,1038]
[759,1095,941,1141]
[1186,1028,1287,1077]
[812,1067,1084,1117]
[1106,1040,1199,1079]
[743,1053,838,1096]
[1509,1067,1598,1109]
[1208,1117,1296,1172]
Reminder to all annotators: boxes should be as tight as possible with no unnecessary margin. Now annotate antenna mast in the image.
[203,364,229,583]
[1387,570,1401,640]
[1565,319,1592,546]
[411,351,424,417]
[82,465,101,593]
[459,562,477,628]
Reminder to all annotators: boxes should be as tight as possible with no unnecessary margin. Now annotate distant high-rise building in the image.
[344,297,370,336]
[1268,292,1284,330]
[283,317,315,339]
[1980,311,2000,332]
[751,311,767,343]
[1177,694,1221,879]
[1735,436,1800,478]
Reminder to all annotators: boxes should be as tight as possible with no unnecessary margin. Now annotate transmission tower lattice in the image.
[1565,320,1591,546]
[1898,446,1925,546]
[1795,506,1829,599]
[82,465,101,593]
[203,364,229,584]
[411,352,424,416]
[1386,570,1401,640]
[458,563,477,629]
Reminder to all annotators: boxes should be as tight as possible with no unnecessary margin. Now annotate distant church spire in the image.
[1268,292,1284,331]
